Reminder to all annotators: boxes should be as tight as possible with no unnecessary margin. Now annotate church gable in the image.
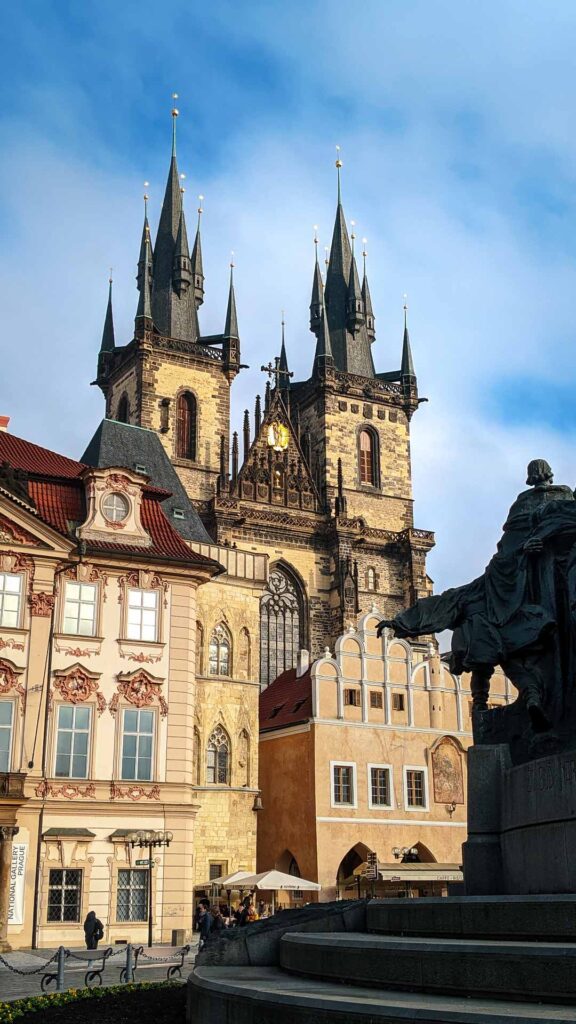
[235,393,319,512]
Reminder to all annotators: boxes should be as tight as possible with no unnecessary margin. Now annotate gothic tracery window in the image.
[206,725,230,785]
[209,624,231,677]
[176,391,197,461]
[260,566,304,688]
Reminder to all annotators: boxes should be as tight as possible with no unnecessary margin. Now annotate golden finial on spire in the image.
[171,92,179,117]
[109,267,113,285]
[171,94,179,156]
[350,219,356,254]
[362,237,368,274]
[335,145,342,202]
[313,225,319,260]
[324,245,329,267]
[197,194,204,230]
[403,293,408,328]
[230,250,235,269]
[179,172,186,195]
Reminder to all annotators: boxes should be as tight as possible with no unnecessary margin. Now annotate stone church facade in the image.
[94,108,435,694]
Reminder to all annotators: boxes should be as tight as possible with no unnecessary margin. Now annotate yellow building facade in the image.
[258,609,511,901]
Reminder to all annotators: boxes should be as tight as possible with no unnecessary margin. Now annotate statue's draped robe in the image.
[388,483,576,717]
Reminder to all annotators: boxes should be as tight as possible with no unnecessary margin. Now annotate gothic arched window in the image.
[359,428,380,487]
[176,391,197,461]
[206,725,230,785]
[116,394,129,424]
[209,624,231,677]
[260,566,305,687]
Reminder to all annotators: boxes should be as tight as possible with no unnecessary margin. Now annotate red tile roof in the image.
[0,432,84,479]
[0,432,217,570]
[259,667,313,732]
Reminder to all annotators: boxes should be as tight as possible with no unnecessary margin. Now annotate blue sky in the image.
[2,0,576,592]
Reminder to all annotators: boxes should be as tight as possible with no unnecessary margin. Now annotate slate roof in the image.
[259,667,313,733]
[81,419,212,544]
[0,430,217,570]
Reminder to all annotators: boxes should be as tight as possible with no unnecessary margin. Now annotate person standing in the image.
[83,910,104,968]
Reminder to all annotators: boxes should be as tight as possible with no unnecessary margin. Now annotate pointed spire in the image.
[243,409,250,462]
[346,251,365,333]
[224,258,239,338]
[172,184,192,297]
[231,431,239,485]
[309,227,324,332]
[137,185,153,293]
[255,395,262,434]
[279,313,289,378]
[313,295,334,374]
[100,274,115,353]
[265,381,271,411]
[191,195,205,308]
[361,240,375,342]
[401,299,416,380]
[151,98,199,342]
[135,219,153,326]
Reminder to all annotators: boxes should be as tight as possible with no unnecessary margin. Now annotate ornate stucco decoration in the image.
[35,780,96,799]
[110,782,161,801]
[0,658,25,712]
[110,669,168,718]
[0,514,40,546]
[77,467,152,548]
[28,592,55,617]
[52,663,106,715]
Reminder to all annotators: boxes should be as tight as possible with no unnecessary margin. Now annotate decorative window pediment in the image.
[52,663,106,716]
[110,669,168,718]
[77,468,152,548]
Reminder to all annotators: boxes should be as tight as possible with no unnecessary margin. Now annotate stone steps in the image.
[279,932,576,1004]
[190,964,576,1023]
[367,895,576,941]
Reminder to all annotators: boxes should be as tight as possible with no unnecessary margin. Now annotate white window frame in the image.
[126,588,159,643]
[0,572,23,629]
[403,765,429,811]
[330,760,357,809]
[62,581,98,637]
[367,762,394,810]
[53,703,92,780]
[0,699,15,773]
[120,707,156,781]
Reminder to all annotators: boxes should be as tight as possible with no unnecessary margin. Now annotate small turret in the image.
[400,301,416,387]
[346,251,365,333]
[362,242,375,342]
[223,259,240,376]
[191,196,205,308]
[309,229,324,332]
[172,196,192,297]
[97,276,115,381]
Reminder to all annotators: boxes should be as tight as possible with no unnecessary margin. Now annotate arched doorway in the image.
[336,843,373,898]
[259,563,306,687]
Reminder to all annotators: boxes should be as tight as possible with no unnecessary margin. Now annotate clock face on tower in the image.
[266,422,289,452]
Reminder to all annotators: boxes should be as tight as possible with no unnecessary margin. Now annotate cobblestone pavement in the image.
[0,940,199,1002]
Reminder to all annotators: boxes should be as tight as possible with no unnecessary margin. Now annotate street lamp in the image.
[127,829,173,947]
[392,846,419,862]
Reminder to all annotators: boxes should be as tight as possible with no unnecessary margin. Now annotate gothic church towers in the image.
[95,105,241,502]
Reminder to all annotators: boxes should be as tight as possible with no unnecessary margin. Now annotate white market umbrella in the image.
[220,870,254,886]
[235,869,321,892]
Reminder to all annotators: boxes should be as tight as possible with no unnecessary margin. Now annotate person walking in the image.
[198,902,213,951]
[83,910,104,968]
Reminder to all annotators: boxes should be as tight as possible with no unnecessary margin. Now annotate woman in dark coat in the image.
[84,910,104,950]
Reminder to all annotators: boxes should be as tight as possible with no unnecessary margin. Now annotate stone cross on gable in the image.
[260,357,294,389]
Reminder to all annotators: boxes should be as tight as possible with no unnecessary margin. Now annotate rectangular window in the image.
[63,582,97,636]
[406,769,427,808]
[47,869,82,922]
[209,861,227,881]
[126,589,158,642]
[54,704,91,779]
[392,693,405,712]
[332,764,355,805]
[117,869,148,922]
[370,766,391,807]
[121,709,154,781]
[0,573,22,629]
[344,689,361,707]
[0,701,14,772]
[369,691,383,709]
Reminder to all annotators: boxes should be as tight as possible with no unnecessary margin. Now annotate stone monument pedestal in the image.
[464,744,576,895]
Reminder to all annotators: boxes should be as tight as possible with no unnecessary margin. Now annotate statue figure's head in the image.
[526,459,553,487]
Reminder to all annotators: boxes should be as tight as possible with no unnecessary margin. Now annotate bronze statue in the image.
[378,461,576,759]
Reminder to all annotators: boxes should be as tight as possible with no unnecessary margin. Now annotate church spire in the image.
[137,185,153,293]
[151,98,199,342]
[400,300,416,382]
[361,240,375,342]
[191,196,205,308]
[309,227,324,332]
[224,258,239,339]
[313,295,334,375]
[100,275,115,353]
[135,218,153,328]
[323,149,374,377]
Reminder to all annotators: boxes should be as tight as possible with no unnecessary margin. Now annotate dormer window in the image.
[173,509,185,520]
[102,492,130,524]
[134,464,147,475]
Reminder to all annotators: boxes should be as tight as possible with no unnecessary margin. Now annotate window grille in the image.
[47,869,82,922]
[117,869,148,922]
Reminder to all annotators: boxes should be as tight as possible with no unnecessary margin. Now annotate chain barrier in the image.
[0,949,60,976]
[137,945,190,963]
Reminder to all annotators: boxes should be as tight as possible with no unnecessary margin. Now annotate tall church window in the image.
[359,429,379,487]
[206,725,230,785]
[117,394,129,424]
[366,568,377,592]
[176,391,197,461]
[260,566,305,688]
[209,624,231,677]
